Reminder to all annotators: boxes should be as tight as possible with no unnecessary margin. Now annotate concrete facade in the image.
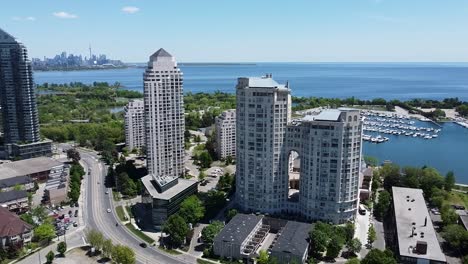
[215,109,236,159]
[0,29,51,159]
[142,49,197,228]
[235,75,362,224]
[124,99,145,151]
[144,48,185,189]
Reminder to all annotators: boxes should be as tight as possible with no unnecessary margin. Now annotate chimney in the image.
[424,217,427,227]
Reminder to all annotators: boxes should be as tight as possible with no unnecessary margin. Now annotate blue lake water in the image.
[33,63,468,183]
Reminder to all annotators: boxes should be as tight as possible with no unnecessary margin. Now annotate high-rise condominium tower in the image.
[235,75,362,224]
[0,29,51,159]
[141,49,197,228]
[215,109,236,159]
[143,48,185,190]
[236,75,292,213]
[124,99,145,151]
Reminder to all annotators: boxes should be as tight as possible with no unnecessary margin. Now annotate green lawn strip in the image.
[125,205,133,218]
[124,223,155,244]
[112,190,121,202]
[115,205,126,221]
[158,246,182,255]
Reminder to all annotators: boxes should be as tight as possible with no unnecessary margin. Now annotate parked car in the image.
[68,210,72,215]
[73,222,78,227]
[139,243,147,248]
[74,210,78,217]
[107,208,111,213]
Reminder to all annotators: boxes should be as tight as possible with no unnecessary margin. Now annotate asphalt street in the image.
[80,150,197,264]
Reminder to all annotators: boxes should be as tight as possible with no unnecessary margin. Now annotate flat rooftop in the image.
[271,221,311,257]
[214,214,263,244]
[141,175,197,200]
[392,187,446,262]
[0,157,63,180]
[239,77,289,91]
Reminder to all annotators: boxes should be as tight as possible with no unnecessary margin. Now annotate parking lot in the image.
[47,203,81,236]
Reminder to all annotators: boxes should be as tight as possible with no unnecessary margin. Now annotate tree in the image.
[381,164,401,191]
[46,251,55,264]
[344,222,355,243]
[225,155,233,165]
[111,245,135,264]
[178,195,205,224]
[66,148,81,163]
[347,238,362,255]
[163,214,189,247]
[361,249,397,264]
[442,224,468,252]
[201,221,224,244]
[225,209,238,222]
[198,151,212,168]
[257,250,270,264]
[102,239,113,258]
[441,204,459,226]
[444,171,455,192]
[85,229,104,251]
[199,170,206,181]
[309,228,329,255]
[367,225,377,247]
[326,234,344,258]
[57,241,67,256]
[420,168,445,198]
[33,223,55,243]
[374,190,391,219]
[346,258,361,264]
[364,156,378,167]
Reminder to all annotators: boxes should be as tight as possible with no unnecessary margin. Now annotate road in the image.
[80,150,197,264]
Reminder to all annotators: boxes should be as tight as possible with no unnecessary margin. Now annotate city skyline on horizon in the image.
[1,0,468,63]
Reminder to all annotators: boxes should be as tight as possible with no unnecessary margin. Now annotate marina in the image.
[362,111,442,143]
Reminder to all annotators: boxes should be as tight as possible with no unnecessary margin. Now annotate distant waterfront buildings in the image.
[0,28,51,159]
[124,99,145,151]
[140,48,197,228]
[215,109,236,159]
[31,50,124,70]
[235,75,362,224]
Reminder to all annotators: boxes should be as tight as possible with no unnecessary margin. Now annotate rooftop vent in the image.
[415,241,428,254]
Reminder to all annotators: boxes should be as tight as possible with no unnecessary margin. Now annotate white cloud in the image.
[122,6,140,14]
[53,11,78,19]
[12,16,36,21]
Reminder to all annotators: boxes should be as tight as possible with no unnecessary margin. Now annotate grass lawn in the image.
[125,223,155,244]
[115,205,126,221]
[125,205,133,218]
[112,190,121,202]
[446,191,468,208]
[158,246,182,255]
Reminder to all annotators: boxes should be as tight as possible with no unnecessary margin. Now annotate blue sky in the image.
[1,0,467,62]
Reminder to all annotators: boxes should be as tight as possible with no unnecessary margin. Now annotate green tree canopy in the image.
[442,224,468,253]
[66,148,81,163]
[111,245,136,264]
[33,223,55,243]
[347,238,362,255]
[163,214,189,247]
[46,251,55,264]
[85,229,104,250]
[361,249,397,264]
[444,171,455,192]
[201,221,224,244]
[102,239,114,258]
[374,190,391,220]
[178,195,205,224]
[57,241,67,256]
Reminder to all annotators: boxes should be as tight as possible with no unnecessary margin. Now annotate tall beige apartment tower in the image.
[141,49,197,228]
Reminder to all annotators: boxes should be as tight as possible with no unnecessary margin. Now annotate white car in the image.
[107,208,111,213]
[105,190,109,194]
